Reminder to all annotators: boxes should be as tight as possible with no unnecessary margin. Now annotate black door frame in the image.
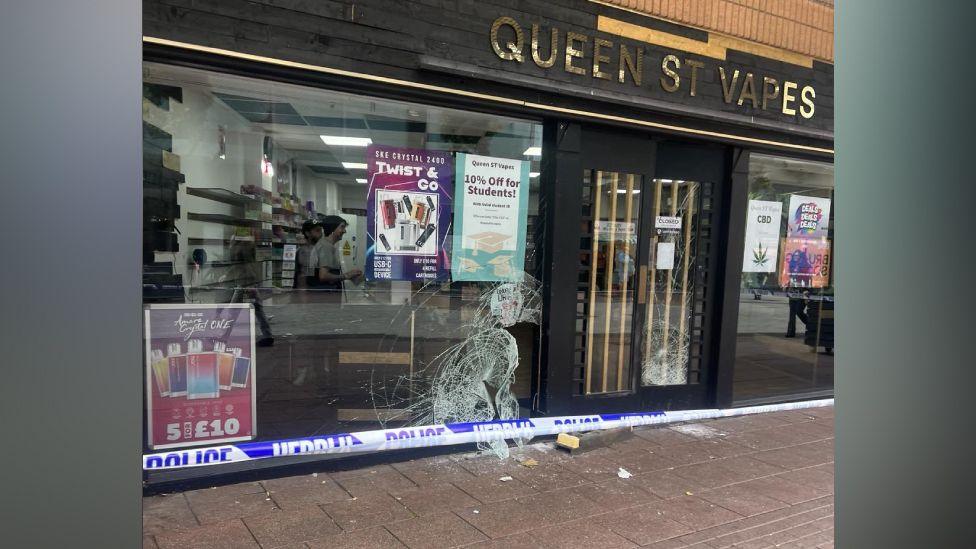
[538,120,738,416]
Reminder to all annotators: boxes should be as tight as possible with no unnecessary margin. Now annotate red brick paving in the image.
[144,406,834,548]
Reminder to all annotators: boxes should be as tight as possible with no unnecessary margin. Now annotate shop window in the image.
[733,153,834,403]
[142,63,542,457]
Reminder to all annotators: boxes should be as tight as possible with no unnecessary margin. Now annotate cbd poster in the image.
[145,304,256,450]
[787,195,831,238]
[451,153,530,281]
[743,200,783,273]
[365,145,453,281]
[779,237,832,288]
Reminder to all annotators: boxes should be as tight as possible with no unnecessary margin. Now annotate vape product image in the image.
[380,199,397,229]
[378,233,392,252]
[229,347,251,388]
[402,195,413,212]
[150,348,170,397]
[214,341,235,391]
[397,219,419,251]
[167,342,187,397]
[425,195,435,211]
[415,223,436,248]
[185,339,220,400]
[412,202,427,223]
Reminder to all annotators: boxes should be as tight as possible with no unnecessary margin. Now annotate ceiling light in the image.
[523,146,542,156]
[356,178,367,184]
[616,189,640,194]
[530,172,540,178]
[342,162,368,170]
[320,135,372,147]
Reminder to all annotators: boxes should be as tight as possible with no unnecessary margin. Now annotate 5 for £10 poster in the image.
[144,304,256,449]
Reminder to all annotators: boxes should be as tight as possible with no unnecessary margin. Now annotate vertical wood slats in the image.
[616,174,636,391]
[584,171,603,395]
[600,173,620,392]
[677,185,696,351]
[660,182,680,365]
[644,179,664,365]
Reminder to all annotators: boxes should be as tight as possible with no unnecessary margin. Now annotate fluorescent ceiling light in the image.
[355,178,367,184]
[523,146,542,156]
[657,179,673,183]
[342,162,368,170]
[616,189,640,194]
[320,135,372,147]
[530,172,540,178]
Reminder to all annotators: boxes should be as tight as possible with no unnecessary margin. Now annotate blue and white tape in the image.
[143,398,833,470]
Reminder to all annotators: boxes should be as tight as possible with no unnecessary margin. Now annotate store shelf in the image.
[188,212,267,227]
[185,187,265,206]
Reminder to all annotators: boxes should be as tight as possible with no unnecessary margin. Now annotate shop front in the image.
[141,0,834,485]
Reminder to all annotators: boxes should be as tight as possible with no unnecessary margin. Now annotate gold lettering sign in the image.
[565,32,588,75]
[489,16,820,121]
[490,16,524,62]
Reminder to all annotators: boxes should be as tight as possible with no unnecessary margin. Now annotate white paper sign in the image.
[743,200,783,273]
[655,216,682,229]
[656,242,675,270]
[283,244,297,261]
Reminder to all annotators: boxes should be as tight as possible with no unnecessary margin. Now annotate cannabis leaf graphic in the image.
[751,242,769,267]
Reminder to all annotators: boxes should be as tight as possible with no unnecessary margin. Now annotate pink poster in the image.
[779,237,832,289]
[144,304,256,449]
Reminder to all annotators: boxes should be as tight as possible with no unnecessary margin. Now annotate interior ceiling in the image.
[211,91,538,185]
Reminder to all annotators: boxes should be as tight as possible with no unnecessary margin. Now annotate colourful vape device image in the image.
[378,233,391,251]
[415,223,436,248]
[229,347,251,388]
[150,348,170,397]
[381,199,397,229]
[167,342,187,397]
[186,339,220,400]
[214,340,235,391]
[412,202,427,223]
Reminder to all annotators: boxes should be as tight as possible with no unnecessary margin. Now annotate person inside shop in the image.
[293,215,362,387]
[785,245,811,338]
[296,219,323,292]
[227,236,274,347]
[306,215,363,293]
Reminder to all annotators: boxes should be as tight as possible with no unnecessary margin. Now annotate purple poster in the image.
[365,145,453,281]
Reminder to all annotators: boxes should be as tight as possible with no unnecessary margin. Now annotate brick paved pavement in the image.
[143,406,834,549]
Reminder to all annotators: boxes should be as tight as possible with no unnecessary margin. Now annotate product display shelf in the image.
[185,187,264,206]
[187,212,267,227]
[188,237,276,246]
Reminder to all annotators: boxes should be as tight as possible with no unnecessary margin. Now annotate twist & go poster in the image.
[365,145,453,281]
[145,304,257,449]
[451,153,530,281]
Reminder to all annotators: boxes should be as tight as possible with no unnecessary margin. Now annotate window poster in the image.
[779,237,832,288]
[743,200,783,273]
[787,195,832,238]
[451,153,530,281]
[145,304,256,450]
[365,145,453,281]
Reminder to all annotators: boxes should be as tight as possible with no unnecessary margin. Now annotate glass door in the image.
[573,131,724,410]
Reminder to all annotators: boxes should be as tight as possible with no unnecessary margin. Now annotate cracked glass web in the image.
[370,272,542,458]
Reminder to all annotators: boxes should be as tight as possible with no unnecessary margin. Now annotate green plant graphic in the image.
[751,241,769,267]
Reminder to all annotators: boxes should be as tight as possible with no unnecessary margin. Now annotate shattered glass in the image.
[370,273,542,458]
[641,182,699,386]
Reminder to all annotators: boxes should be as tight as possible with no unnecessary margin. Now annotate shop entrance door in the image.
[571,128,726,412]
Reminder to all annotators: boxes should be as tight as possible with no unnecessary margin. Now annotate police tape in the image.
[143,398,833,470]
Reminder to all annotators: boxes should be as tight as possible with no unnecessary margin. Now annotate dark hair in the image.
[320,215,347,237]
[301,219,321,237]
